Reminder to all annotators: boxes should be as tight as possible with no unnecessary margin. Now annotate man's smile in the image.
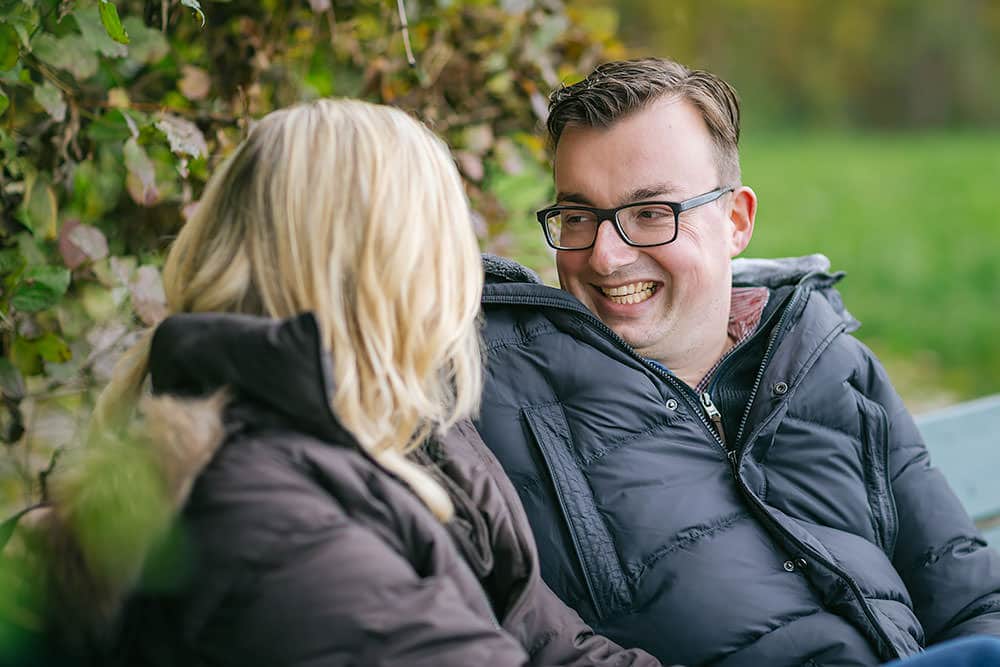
[595,281,659,305]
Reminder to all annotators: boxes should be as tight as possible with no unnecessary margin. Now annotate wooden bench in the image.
[915,394,1000,547]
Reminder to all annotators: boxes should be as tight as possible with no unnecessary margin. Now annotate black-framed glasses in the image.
[536,186,735,250]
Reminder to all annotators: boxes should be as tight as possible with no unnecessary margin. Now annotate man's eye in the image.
[630,206,675,223]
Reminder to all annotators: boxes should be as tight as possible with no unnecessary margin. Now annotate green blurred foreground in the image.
[508,131,1000,411]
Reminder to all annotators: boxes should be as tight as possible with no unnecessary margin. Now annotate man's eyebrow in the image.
[622,183,684,203]
[555,183,684,207]
[555,192,593,205]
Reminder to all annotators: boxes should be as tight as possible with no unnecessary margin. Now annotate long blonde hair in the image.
[93,99,484,520]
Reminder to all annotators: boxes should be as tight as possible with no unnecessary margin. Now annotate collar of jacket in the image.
[150,311,354,445]
[151,311,510,568]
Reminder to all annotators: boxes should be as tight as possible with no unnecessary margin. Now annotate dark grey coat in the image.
[476,255,1000,666]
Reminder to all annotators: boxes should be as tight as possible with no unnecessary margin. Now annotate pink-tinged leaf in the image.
[463,124,494,154]
[59,220,109,269]
[130,265,167,326]
[123,138,159,206]
[58,221,86,268]
[178,65,211,101]
[86,322,132,382]
[494,137,524,174]
[530,90,549,122]
[69,224,109,262]
[454,150,485,181]
[109,256,135,287]
[181,200,200,221]
[155,114,208,159]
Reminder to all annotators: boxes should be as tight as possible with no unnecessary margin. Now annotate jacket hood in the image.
[150,311,351,445]
[483,253,544,285]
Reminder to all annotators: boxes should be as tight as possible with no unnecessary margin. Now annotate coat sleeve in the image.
[519,580,665,667]
[855,346,1000,643]
[208,511,532,667]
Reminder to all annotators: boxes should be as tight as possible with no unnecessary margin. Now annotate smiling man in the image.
[548,91,752,389]
[476,58,1000,666]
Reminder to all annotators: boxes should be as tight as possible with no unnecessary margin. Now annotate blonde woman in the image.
[25,100,659,666]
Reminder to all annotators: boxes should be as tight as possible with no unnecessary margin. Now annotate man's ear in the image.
[728,186,757,258]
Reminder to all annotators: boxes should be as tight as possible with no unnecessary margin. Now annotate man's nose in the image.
[588,218,638,276]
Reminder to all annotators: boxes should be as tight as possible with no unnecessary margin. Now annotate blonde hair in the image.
[93,99,484,520]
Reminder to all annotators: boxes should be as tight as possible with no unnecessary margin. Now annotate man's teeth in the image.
[601,282,656,304]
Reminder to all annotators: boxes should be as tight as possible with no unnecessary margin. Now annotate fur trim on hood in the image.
[8,392,227,654]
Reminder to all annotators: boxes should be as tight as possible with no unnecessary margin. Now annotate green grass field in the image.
[742,132,1000,410]
[508,132,1000,411]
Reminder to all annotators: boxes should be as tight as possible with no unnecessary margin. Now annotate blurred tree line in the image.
[0,0,620,515]
[607,0,1000,130]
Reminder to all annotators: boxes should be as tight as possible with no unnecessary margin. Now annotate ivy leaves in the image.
[10,266,71,313]
[0,0,621,519]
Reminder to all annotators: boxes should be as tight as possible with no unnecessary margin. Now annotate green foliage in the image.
[0,1,618,516]
[98,1,130,46]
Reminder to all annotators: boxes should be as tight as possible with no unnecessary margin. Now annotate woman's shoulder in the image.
[187,424,445,561]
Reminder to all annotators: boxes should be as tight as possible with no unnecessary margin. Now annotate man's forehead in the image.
[552,98,718,206]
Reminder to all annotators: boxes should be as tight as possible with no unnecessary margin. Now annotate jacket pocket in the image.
[522,403,631,620]
[852,386,899,558]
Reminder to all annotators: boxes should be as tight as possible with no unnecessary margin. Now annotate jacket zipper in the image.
[714,287,899,659]
[731,287,804,447]
[483,286,902,659]
[700,391,729,451]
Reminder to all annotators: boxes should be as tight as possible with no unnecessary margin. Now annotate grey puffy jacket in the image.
[476,254,1000,666]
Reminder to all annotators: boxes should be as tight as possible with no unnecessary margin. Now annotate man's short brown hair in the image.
[547,58,742,185]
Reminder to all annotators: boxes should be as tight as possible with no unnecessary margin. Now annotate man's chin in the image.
[608,325,653,353]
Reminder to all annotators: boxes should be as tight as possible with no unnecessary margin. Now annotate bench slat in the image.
[916,394,1000,545]
[981,525,1000,550]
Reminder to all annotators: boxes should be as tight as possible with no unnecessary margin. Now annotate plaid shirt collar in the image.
[643,287,770,391]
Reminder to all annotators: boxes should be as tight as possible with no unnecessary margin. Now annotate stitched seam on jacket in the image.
[522,404,631,617]
[630,511,750,581]
[846,382,897,554]
[918,535,988,568]
[579,415,690,467]
[926,598,1000,645]
[526,629,557,657]
[865,592,912,606]
[781,414,863,449]
[485,321,558,354]
[710,607,824,663]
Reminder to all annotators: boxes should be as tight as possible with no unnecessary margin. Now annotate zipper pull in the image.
[701,391,729,449]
